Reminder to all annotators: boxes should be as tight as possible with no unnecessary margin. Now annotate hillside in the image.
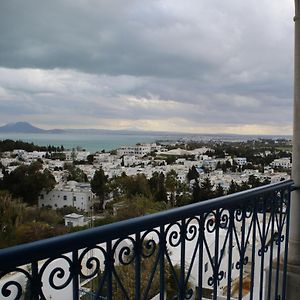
[0,122,64,134]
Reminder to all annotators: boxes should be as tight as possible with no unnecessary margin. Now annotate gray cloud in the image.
[0,0,294,134]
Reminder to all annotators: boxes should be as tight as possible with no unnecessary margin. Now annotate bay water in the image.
[0,132,177,152]
[0,132,291,153]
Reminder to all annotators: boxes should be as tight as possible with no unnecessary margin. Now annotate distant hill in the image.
[0,122,64,134]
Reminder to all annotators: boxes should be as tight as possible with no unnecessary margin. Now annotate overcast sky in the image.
[0,0,294,134]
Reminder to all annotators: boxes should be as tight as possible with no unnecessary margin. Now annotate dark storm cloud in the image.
[0,0,213,78]
[0,0,294,133]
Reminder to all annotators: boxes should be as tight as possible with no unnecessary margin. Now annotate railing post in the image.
[238,207,246,300]
[249,201,257,300]
[159,225,165,300]
[106,241,113,300]
[135,232,141,300]
[72,250,79,300]
[226,208,234,300]
[197,213,204,300]
[31,261,40,299]
[179,219,186,300]
[259,198,267,300]
[282,187,291,300]
[267,196,275,300]
[213,209,220,300]
[274,194,284,297]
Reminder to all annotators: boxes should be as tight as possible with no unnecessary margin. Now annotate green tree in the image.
[64,163,88,182]
[157,172,168,202]
[0,191,27,248]
[15,222,67,244]
[71,148,76,161]
[50,152,66,160]
[114,174,152,199]
[200,177,214,201]
[248,175,261,188]
[192,180,201,203]
[149,171,160,192]
[187,166,199,182]
[115,195,166,221]
[87,154,94,164]
[149,172,167,202]
[23,206,62,225]
[165,156,176,165]
[1,162,56,205]
[227,180,239,195]
[231,161,238,172]
[239,181,250,191]
[225,160,232,172]
[56,206,84,217]
[214,183,225,198]
[165,170,178,207]
[91,168,108,209]
[176,192,192,207]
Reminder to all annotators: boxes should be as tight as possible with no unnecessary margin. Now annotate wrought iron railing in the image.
[0,180,293,300]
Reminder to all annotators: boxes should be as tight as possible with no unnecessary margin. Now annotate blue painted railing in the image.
[0,180,293,300]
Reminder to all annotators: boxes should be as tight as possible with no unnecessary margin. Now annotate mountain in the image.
[0,122,64,134]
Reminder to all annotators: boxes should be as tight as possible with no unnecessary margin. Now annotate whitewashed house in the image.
[38,181,95,212]
[117,144,152,157]
[64,213,87,227]
[270,157,291,169]
[123,155,136,166]
[233,157,247,166]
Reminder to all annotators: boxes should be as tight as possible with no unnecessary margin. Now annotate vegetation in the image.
[149,171,167,202]
[82,243,192,300]
[187,165,199,182]
[0,191,72,248]
[48,152,66,160]
[64,163,88,182]
[165,170,179,207]
[91,168,109,208]
[0,161,56,205]
[113,195,167,221]
[0,139,64,152]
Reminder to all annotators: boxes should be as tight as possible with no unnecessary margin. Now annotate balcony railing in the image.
[0,180,293,300]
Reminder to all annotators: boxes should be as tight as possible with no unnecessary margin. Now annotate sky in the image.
[0,0,295,135]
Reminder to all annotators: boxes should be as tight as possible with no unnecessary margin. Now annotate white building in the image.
[64,213,87,227]
[27,151,47,160]
[64,150,90,161]
[202,159,218,171]
[117,144,152,157]
[12,149,27,157]
[123,155,136,166]
[265,172,290,183]
[38,181,95,212]
[76,151,90,161]
[94,153,112,163]
[0,157,17,167]
[234,157,247,166]
[270,157,291,169]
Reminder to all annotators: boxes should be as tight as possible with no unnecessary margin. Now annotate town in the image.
[0,137,291,248]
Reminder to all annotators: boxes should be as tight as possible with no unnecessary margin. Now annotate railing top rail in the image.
[0,179,293,271]
[292,184,300,191]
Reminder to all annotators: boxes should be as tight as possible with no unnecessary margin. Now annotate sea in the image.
[0,132,291,153]
[0,132,181,152]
